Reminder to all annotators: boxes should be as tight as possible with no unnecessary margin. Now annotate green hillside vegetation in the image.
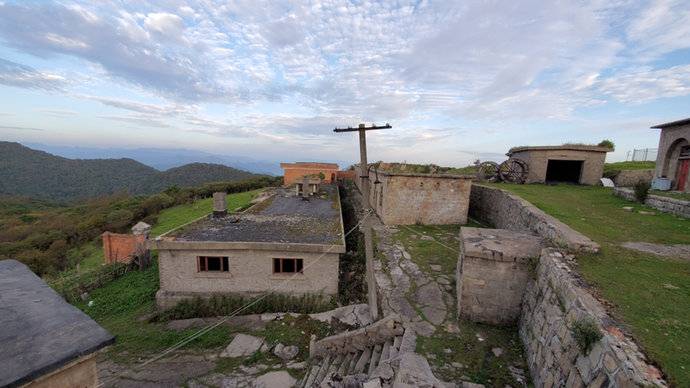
[0,142,261,202]
[603,161,655,178]
[492,183,690,385]
[0,176,280,276]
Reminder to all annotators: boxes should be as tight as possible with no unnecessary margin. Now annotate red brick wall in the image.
[102,232,146,264]
[336,170,357,181]
[281,163,339,185]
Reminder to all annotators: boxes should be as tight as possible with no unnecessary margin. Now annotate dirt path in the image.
[621,241,690,261]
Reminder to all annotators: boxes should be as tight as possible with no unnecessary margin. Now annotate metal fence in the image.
[626,148,657,162]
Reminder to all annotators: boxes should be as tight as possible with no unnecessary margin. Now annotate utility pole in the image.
[334,122,390,321]
[334,123,391,208]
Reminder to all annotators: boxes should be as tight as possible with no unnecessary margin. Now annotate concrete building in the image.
[355,164,473,225]
[280,162,339,185]
[507,145,611,185]
[652,118,690,192]
[0,260,114,388]
[150,187,345,309]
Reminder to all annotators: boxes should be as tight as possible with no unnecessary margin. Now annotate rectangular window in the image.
[273,258,304,274]
[198,256,229,272]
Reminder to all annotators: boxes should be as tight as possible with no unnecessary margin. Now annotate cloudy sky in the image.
[0,0,689,167]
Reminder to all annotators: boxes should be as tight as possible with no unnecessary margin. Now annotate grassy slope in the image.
[604,161,655,171]
[492,183,690,385]
[150,189,262,236]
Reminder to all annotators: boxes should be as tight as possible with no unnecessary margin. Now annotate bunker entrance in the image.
[545,160,583,184]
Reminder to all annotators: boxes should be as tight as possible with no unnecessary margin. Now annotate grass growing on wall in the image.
[492,183,690,385]
[150,188,263,236]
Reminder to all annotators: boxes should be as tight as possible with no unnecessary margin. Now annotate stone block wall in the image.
[469,184,599,253]
[356,166,473,225]
[612,169,654,187]
[613,187,690,218]
[520,249,666,387]
[456,228,544,325]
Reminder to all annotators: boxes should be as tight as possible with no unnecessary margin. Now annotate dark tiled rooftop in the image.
[169,185,343,245]
[0,260,114,387]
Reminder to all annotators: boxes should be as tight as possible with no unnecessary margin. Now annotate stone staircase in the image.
[299,315,416,387]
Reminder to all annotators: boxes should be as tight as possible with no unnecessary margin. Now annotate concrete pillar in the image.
[213,192,227,217]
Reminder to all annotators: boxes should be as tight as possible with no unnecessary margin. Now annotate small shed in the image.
[0,259,114,388]
[507,145,611,185]
[280,162,339,185]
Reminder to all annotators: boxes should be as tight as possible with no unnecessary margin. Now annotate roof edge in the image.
[507,145,612,155]
[650,118,690,129]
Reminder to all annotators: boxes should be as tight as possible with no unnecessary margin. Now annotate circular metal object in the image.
[498,158,529,184]
[476,161,499,181]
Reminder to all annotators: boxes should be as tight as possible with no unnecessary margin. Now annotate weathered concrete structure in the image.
[469,184,599,253]
[0,260,114,388]
[456,227,544,325]
[355,165,473,225]
[507,145,611,185]
[280,162,339,185]
[151,185,345,309]
[652,118,690,192]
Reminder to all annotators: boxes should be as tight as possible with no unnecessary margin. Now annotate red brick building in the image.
[280,162,339,185]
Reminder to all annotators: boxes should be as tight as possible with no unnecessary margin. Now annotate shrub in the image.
[153,293,336,321]
[633,180,651,203]
[571,318,602,354]
[598,139,615,149]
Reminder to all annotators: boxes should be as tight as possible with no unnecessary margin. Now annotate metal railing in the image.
[626,148,657,162]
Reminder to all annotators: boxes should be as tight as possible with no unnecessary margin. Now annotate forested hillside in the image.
[0,142,259,202]
[0,176,281,276]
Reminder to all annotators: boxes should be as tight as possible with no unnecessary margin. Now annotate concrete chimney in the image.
[213,192,227,217]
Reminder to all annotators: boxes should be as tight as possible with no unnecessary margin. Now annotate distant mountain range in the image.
[25,143,282,175]
[0,142,261,202]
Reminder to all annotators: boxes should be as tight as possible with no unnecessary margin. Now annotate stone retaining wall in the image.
[613,187,690,218]
[612,169,654,187]
[520,248,666,387]
[469,185,599,253]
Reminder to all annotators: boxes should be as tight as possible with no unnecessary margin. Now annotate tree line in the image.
[0,176,282,275]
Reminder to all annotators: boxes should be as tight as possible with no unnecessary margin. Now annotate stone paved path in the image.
[371,221,458,337]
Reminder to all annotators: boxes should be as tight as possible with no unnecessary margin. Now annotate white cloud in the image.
[0,58,66,91]
[598,64,690,103]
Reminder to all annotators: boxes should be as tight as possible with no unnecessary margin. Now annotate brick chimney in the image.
[213,192,227,217]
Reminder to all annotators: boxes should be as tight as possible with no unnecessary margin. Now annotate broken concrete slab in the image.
[253,370,296,387]
[273,343,299,361]
[219,333,264,358]
[392,352,445,387]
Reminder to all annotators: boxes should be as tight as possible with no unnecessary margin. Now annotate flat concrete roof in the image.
[651,118,690,129]
[164,185,344,247]
[507,145,612,155]
[0,260,114,387]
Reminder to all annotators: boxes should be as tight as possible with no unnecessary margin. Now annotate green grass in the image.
[150,189,263,236]
[76,260,231,359]
[418,321,529,386]
[491,183,690,385]
[393,224,460,274]
[650,190,690,202]
[604,161,655,172]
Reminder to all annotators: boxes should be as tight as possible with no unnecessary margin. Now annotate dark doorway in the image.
[545,160,583,184]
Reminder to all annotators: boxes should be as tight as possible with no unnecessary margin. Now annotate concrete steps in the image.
[300,330,408,387]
